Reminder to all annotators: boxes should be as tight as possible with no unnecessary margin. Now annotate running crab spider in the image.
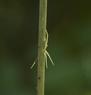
[31,29,54,69]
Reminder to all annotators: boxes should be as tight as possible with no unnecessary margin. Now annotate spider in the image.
[31,29,54,69]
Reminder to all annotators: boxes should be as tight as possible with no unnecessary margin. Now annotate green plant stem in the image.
[37,0,47,95]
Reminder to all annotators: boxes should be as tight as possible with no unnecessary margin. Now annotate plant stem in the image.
[37,0,47,95]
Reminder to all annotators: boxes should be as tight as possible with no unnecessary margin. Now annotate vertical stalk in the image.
[37,0,47,95]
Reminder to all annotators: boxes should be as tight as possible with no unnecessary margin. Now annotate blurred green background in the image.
[0,0,91,95]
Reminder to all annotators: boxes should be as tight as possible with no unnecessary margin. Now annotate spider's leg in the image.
[31,61,36,69]
[44,52,48,68]
[45,50,55,66]
[31,58,38,69]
